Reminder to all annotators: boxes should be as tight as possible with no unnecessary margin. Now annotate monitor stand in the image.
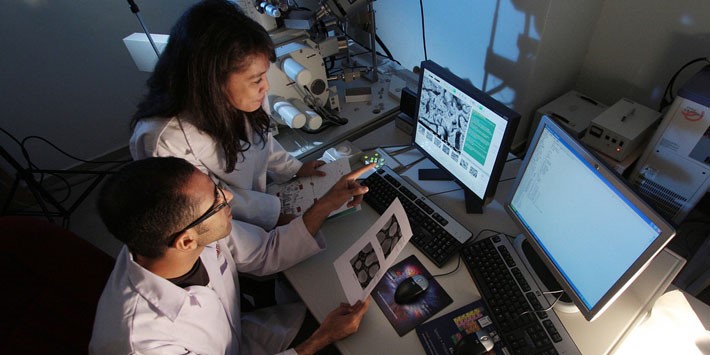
[515,235,578,314]
[418,168,484,214]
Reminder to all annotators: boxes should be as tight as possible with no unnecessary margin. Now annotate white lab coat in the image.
[89,217,326,355]
[130,116,303,230]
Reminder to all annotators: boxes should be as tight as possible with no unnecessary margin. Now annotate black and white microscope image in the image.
[418,76,471,152]
[459,158,469,170]
[350,242,380,289]
[377,215,402,258]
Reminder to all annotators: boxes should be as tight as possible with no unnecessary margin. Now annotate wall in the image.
[577,1,710,110]
[372,0,604,149]
[0,0,194,172]
[372,0,710,149]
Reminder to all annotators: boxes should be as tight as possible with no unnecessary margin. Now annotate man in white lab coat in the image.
[89,157,372,354]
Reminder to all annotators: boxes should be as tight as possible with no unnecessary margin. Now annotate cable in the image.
[0,127,75,204]
[430,253,461,278]
[388,145,417,157]
[336,23,396,64]
[0,126,23,147]
[375,33,400,65]
[359,144,411,152]
[659,56,710,111]
[20,136,131,165]
[425,187,462,198]
[333,6,400,65]
[393,156,426,174]
[292,84,348,133]
[516,289,566,319]
[1,128,58,191]
[307,100,348,127]
[1,127,128,202]
[465,229,513,247]
[326,63,370,78]
[1,127,32,168]
[498,176,516,183]
[419,0,427,61]
[429,230,513,279]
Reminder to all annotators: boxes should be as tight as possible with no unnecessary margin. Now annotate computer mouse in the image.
[453,329,494,355]
[394,274,429,304]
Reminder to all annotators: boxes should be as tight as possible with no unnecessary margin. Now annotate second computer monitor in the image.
[413,60,520,213]
[507,115,677,321]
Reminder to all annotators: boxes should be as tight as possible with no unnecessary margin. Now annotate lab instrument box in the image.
[582,98,661,162]
[529,90,607,147]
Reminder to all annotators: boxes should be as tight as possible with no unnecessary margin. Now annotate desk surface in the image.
[283,122,694,354]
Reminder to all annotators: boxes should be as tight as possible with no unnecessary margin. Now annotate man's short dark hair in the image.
[97,157,198,258]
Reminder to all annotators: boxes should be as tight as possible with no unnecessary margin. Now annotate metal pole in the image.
[367,0,378,82]
[127,0,161,58]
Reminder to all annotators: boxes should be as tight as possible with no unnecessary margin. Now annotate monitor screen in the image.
[413,60,520,212]
[507,115,676,321]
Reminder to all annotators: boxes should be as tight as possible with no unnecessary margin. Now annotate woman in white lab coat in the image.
[129,0,324,231]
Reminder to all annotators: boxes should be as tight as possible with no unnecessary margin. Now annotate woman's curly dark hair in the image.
[131,0,276,173]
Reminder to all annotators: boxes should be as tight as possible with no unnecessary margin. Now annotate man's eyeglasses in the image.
[168,181,230,246]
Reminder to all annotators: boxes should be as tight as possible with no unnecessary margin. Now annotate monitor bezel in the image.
[506,115,677,321]
[412,60,521,205]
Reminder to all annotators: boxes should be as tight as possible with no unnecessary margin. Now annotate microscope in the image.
[242,0,377,132]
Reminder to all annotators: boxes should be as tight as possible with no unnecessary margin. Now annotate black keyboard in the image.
[461,234,580,355]
[361,165,471,267]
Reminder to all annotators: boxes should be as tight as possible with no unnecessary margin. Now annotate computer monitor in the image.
[507,115,677,321]
[413,60,520,213]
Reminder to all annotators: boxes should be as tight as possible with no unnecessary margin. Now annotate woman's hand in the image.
[296,160,327,177]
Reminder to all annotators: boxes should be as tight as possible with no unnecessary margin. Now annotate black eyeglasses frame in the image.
[167,181,230,246]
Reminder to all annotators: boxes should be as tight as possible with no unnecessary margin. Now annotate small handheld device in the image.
[361,151,386,169]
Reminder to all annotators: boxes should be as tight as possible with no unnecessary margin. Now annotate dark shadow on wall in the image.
[477,0,549,153]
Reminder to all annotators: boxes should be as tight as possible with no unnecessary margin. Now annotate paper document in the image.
[333,198,413,304]
[267,158,356,217]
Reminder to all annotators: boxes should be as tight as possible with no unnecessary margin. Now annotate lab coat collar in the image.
[122,246,189,322]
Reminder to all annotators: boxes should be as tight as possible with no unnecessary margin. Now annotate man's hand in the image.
[316,163,373,211]
[302,163,374,236]
[294,298,371,355]
[296,160,327,177]
[319,298,371,341]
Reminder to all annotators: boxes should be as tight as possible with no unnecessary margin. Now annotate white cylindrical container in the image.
[272,97,306,128]
[305,110,323,130]
[282,57,312,87]
[288,98,322,130]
